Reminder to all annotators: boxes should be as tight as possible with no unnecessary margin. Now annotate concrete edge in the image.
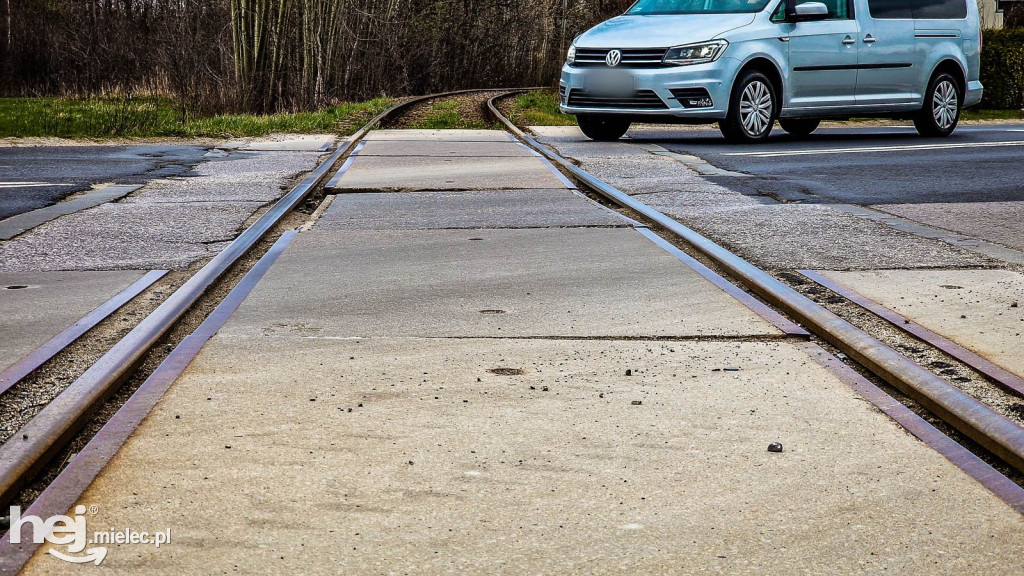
[324,142,366,189]
[635,228,808,337]
[799,341,1024,514]
[0,185,143,241]
[825,203,1024,267]
[0,233,297,576]
[0,270,168,396]
[799,269,1024,398]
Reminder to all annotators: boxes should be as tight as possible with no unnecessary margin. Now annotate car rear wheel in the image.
[577,115,631,141]
[779,118,820,137]
[720,70,777,144]
[914,72,961,138]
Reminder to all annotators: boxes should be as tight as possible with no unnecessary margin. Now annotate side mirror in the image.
[792,2,830,20]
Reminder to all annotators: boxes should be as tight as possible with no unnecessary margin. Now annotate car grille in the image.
[670,88,714,109]
[572,48,669,68]
[567,89,668,110]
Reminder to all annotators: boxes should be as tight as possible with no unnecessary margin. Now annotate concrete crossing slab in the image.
[219,228,781,339]
[314,190,628,231]
[26,336,1024,574]
[818,269,1024,379]
[326,155,569,192]
[874,201,1024,254]
[235,135,334,151]
[364,129,515,142]
[356,140,535,157]
[0,270,148,372]
[0,184,141,240]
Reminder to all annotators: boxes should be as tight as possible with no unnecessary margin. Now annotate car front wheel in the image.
[720,70,777,143]
[914,73,961,137]
[577,115,632,141]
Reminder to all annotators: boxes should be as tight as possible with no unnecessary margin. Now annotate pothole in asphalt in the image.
[479,309,506,315]
[488,368,524,376]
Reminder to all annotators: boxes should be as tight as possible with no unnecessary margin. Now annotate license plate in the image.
[584,72,635,97]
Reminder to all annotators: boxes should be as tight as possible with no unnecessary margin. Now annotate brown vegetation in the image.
[2,0,630,113]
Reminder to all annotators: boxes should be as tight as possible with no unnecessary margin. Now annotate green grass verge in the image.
[0,97,396,139]
[505,90,576,127]
[961,108,1024,121]
[406,100,495,130]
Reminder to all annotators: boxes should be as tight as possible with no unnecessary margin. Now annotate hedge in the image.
[981,28,1024,109]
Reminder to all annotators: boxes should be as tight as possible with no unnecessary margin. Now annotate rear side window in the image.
[911,0,967,18]
[868,0,966,18]
[867,0,911,18]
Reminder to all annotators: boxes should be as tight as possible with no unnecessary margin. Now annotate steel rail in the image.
[0,89,506,508]
[487,94,1024,473]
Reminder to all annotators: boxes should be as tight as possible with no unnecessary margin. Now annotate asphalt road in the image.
[0,145,207,220]
[629,123,1024,206]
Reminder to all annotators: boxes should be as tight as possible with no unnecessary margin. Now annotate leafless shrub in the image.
[1,0,632,112]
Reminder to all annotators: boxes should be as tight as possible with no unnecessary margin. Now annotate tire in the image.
[720,70,777,143]
[577,115,631,141]
[914,72,961,138]
[779,118,820,137]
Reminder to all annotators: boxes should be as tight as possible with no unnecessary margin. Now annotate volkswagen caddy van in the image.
[559,0,982,142]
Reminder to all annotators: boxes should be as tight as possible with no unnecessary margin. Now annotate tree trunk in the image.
[0,0,10,68]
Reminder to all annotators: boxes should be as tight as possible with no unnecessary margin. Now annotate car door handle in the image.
[842,36,855,45]
[863,34,877,43]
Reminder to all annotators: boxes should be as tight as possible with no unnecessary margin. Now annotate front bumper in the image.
[559,58,742,120]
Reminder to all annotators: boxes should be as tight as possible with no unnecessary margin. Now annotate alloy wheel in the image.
[932,80,958,130]
[740,80,772,137]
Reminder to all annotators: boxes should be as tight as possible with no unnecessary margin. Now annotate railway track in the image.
[486,93,1024,503]
[2,88,1024,567]
[0,90,511,517]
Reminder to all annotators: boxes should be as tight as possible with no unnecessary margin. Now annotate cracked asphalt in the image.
[0,142,322,271]
[0,145,209,220]
[532,123,1024,270]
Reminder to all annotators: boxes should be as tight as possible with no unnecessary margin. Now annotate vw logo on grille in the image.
[605,49,622,67]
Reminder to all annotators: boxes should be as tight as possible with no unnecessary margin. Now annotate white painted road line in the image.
[726,140,1024,158]
[0,182,73,188]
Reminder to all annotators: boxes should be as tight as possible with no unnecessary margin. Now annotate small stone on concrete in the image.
[631,400,642,406]
[768,442,784,453]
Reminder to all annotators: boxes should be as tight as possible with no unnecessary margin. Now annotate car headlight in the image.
[567,45,577,65]
[662,40,728,66]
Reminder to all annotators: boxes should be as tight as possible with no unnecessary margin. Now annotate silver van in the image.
[559,0,982,142]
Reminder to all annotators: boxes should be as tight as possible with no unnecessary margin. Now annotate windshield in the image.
[627,0,771,14]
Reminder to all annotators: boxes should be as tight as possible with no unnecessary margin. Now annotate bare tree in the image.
[4,0,632,111]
